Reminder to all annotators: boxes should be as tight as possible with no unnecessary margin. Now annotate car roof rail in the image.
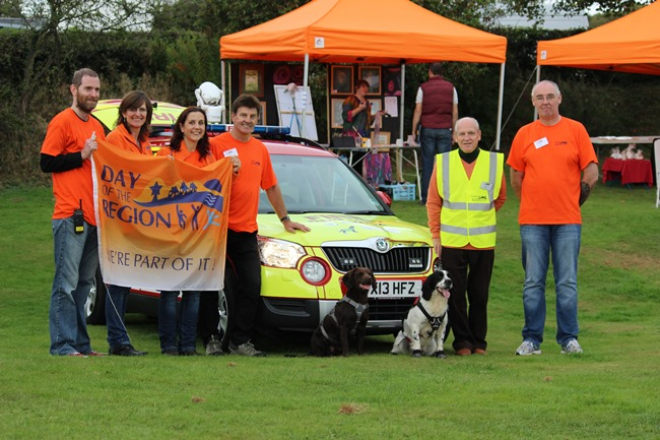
[207,124,327,150]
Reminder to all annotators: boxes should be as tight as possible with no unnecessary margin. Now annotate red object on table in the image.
[602,158,654,187]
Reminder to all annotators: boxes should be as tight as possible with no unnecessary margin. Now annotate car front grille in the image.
[323,246,431,273]
[368,297,417,321]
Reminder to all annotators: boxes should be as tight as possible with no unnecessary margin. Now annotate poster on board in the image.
[273,85,318,141]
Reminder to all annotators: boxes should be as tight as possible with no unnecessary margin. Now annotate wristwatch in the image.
[280,215,290,222]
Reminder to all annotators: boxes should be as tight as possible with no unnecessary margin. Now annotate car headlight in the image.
[258,237,306,268]
[300,258,331,286]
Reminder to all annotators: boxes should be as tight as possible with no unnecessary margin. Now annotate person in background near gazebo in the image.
[341,79,390,186]
[412,62,458,205]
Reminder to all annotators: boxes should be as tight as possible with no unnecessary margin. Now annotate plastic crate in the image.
[379,183,416,201]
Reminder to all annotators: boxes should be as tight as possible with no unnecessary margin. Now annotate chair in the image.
[654,139,660,208]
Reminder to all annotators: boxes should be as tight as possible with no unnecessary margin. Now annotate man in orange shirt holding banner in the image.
[508,80,598,356]
[199,94,310,357]
[41,68,106,357]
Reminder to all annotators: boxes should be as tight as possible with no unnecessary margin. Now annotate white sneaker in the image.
[561,339,583,354]
[515,340,541,356]
[205,335,224,356]
[229,340,266,357]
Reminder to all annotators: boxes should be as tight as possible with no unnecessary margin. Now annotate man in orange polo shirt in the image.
[40,68,106,356]
[507,80,598,356]
[198,94,310,357]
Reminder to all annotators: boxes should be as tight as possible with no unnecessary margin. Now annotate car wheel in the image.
[86,268,107,325]
[217,289,229,342]
[219,271,237,351]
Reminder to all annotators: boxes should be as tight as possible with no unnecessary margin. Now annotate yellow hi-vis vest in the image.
[436,149,504,248]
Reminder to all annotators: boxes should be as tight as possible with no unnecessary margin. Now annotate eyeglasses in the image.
[533,94,558,102]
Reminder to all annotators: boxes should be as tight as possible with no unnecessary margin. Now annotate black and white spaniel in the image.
[391,270,452,358]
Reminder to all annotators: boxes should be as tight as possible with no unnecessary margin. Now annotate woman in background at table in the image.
[104,90,153,357]
[156,107,239,355]
[341,80,391,186]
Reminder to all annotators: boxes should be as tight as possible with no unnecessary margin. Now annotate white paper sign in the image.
[384,96,398,117]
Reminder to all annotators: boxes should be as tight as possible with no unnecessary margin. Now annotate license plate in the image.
[370,280,422,298]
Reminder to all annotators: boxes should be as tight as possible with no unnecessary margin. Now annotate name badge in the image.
[481,182,493,191]
[223,148,239,157]
[534,137,549,149]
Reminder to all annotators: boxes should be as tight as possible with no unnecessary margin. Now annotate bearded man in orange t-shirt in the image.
[197,94,310,357]
[40,68,106,357]
[507,80,598,357]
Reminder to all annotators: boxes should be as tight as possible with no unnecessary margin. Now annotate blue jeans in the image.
[49,217,98,355]
[159,290,200,353]
[106,284,131,349]
[420,127,452,202]
[520,224,581,347]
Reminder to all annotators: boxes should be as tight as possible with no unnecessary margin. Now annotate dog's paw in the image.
[412,350,422,358]
[434,351,446,359]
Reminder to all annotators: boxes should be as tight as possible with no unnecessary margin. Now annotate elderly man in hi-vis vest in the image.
[426,117,506,356]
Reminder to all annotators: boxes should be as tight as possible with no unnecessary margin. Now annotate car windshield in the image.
[259,154,390,215]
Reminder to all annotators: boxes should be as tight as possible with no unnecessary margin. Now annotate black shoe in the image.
[109,345,148,356]
[161,350,179,356]
[179,350,199,356]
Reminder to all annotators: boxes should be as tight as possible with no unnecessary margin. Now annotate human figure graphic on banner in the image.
[177,205,187,229]
[191,204,202,230]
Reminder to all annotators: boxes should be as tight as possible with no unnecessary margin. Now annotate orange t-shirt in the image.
[209,132,278,233]
[507,117,597,225]
[40,108,107,225]
[106,124,152,155]
[156,146,216,168]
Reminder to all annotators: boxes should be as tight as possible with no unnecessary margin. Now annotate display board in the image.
[273,85,318,140]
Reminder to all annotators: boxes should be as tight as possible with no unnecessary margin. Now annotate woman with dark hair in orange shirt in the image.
[155,107,213,355]
[105,90,153,357]
[156,107,239,355]
[157,106,214,167]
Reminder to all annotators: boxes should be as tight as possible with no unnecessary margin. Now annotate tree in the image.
[552,0,652,15]
[2,0,163,115]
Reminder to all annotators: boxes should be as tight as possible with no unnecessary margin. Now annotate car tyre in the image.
[86,268,107,325]
[219,270,237,352]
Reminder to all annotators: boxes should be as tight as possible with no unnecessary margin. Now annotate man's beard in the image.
[76,94,98,113]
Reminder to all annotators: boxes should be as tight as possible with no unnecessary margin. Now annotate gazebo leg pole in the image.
[301,54,310,138]
[495,62,505,151]
[397,63,406,183]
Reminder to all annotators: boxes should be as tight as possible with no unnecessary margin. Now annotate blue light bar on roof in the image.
[206,124,291,135]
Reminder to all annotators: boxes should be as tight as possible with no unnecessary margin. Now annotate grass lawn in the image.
[0,184,659,440]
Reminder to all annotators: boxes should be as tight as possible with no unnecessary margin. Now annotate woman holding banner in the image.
[156,107,240,355]
[104,90,153,357]
[155,107,214,355]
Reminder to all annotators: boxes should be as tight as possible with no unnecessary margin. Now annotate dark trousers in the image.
[198,229,261,347]
[442,247,495,352]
